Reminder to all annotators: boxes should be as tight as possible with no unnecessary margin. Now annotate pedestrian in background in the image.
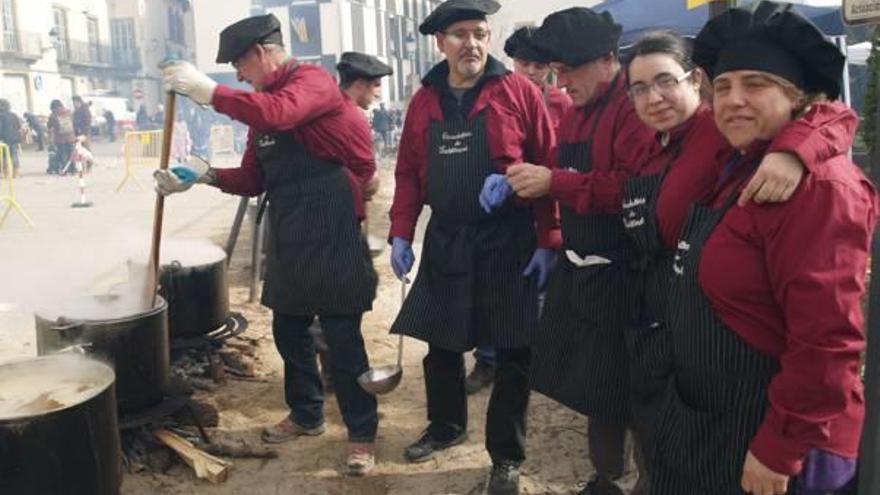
[0,99,22,177]
[72,96,92,148]
[46,99,76,175]
[24,112,45,151]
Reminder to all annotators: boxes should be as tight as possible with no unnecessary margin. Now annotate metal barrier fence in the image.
[0,143,33,228]
[118,130,163,191]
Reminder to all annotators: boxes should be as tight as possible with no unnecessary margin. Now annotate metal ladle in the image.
[358,279,407,395]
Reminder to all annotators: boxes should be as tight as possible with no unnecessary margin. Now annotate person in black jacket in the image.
[0,99,22,176]
[24,112,45,151]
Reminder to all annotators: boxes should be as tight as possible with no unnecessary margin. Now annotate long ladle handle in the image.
[396,278,408,367]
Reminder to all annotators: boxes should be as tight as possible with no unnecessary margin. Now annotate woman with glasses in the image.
[647,3,875,494]
[621,27,858,493]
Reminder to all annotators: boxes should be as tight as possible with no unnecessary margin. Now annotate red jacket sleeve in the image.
[766,101,858,172]
[214,130,265,196]
[211,73,342,133]
[520,78,561,249]
[389,91,428,242]
[749,173,875,475]
[548,99,651,215]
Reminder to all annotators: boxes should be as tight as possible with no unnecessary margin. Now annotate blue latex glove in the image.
[478,174,513,213]
[391,237,415,280]
[523,248,557,290]
[170,165,200,185]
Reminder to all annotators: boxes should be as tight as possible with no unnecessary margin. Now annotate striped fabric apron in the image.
[529,93,635,421]
[621,143,681,464]
[652,169,779,494]
[391,114,539,352]
[255,130,377,316]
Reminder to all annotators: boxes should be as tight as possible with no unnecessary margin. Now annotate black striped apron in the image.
[651,168,780,494]
[255,130,377,316]
[622,143,681,464]
[391,114,539,352]
[529,89,635,421]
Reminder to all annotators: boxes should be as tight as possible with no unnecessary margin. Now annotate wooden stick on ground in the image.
[154,428,232,484]
[142,90,177,309]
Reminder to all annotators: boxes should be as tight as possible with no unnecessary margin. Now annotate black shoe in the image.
[403,427,467,463]
[578,476,623,495]
[488,462,520,495]
[465,361,495,395]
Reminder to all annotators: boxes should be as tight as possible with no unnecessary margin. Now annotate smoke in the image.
[0,227,224,360]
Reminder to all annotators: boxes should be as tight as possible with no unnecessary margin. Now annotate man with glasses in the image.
[388,0,559,493]
[157,14,380,476]
[503,8,654,495]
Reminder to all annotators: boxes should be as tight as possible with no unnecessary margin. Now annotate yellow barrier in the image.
[210,125,235,156]
[117,130,163,191]
[0,142,33,228]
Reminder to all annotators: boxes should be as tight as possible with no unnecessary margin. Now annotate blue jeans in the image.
[272,312,378,442]
[473,345,496,367]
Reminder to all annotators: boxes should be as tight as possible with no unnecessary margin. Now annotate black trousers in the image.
[272,312,378,442]
[424,345,531,464]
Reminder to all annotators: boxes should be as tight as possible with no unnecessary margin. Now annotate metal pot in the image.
[34,296,170,413]
[0,354,122,495]
[159,256,229,338]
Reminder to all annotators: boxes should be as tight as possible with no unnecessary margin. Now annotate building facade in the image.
[193,0,442,105]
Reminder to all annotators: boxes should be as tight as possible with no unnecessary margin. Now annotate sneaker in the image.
[465,361,495,395]
[488,462,520,495]
[578,475,624,495]
[347,442,375,476]
[403,427,467,463]
[261,416,325,444]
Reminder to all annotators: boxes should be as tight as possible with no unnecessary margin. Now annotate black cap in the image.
[693,1,844,98]
[531,8,622,68]
[216,14,284,64]
[504,26,550,63]
[337,52,393,82]
[419,0,500,35]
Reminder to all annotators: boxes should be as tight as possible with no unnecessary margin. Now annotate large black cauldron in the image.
[0,354,122,495]
[159,255,229,338]
[35,295,170,413]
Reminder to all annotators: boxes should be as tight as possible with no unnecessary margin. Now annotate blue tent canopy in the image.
[592,0,846,46]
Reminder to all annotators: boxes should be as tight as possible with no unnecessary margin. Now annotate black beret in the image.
[419,0,500,35]
[504,26,551,63]
[337,52,393,81]
[216,14,284,64]
[531,8,622,68]
[693,1,844,98]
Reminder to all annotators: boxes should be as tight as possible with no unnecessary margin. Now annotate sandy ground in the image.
[0,140,621,494]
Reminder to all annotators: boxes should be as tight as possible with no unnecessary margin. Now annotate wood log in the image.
[153,428,232,484]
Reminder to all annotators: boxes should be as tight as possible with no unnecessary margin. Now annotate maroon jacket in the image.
[544,85,572,134]
[211,60,376,219]
[390,58,560,248]
[695,107,874,475]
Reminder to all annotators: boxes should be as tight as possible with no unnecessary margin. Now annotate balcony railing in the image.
[57,39,113,67]
[111,47,141,70]
[0,30,43,60]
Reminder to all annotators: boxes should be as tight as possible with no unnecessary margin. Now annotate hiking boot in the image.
[347,442,375,476]
[578,475,624,495]
[465,361,495,395]
[261,416,325,444]
[403,427,467,463]
[488,462,520,495]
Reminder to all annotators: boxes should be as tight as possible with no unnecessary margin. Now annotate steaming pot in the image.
[34,296,170,413]
[0,355,122,495]
[158,255,229,338]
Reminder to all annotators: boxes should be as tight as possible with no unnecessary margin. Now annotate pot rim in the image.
[35,295,168,326]
[0,354,115,422]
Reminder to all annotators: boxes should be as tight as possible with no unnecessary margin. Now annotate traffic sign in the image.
[843,0,880,25]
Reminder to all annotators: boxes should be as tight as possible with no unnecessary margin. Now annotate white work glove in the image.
[153,156,211,196]
[162,61,217,105]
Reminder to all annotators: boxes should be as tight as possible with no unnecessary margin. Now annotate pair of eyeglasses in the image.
[441,29,490,43]
[628,70,694,100]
